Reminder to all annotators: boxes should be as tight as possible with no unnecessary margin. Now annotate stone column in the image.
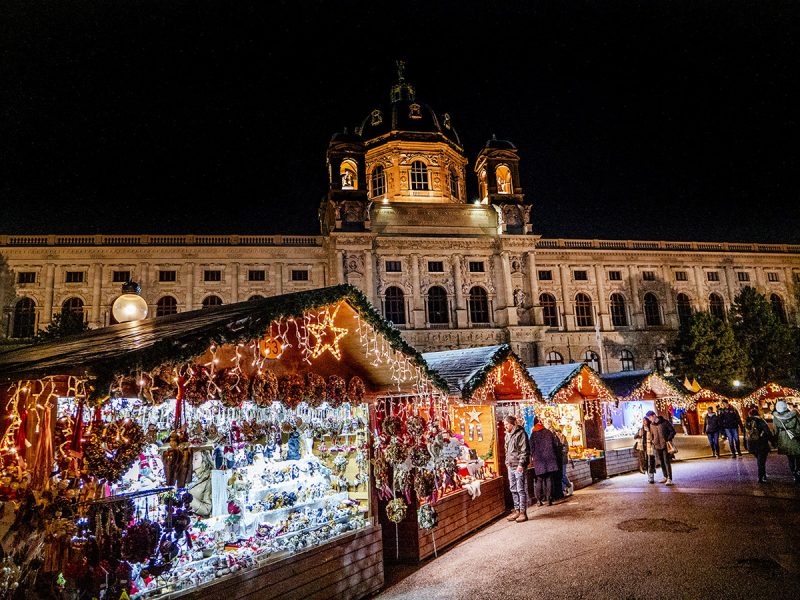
[594,264,610,330]
[723,265,737,303]
[363,251,374,304]
[230,263,239,303]
[693,266,706,310]
[628,266,642,328]
[90,264,103,326]
[335,251,345,284]
[185,263,194,310]
[42,264,55,325]
[660,265,677,328]
[410,254,424,327]
[500,251,518,326]
[526,251,539,325]
[452,254,468,327]
[558,264,571,331]
[274,263,283,296]
[753,266,765,291]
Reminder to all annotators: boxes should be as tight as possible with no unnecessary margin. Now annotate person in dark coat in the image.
[772,400,800,484]
[719,399,743,458]
[744,408,775,483]
[642,410,676,485]
[529,417,561,506]
[703,405,722,458]
[503,415,530,522]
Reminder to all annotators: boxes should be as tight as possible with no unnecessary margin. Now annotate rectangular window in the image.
[158,270,177,282]
[291,269,309,281]
[707,271,720,282]
[469,261,485,273]
[538,270,553,281]
[767,272,779,283]
[385,260,402,273]
[737,271,750,282]
[112,270,130,283]
[573,270,588,281]
[65,271,84,283]
[248,269,266,281]
[642,271,656,281]
[794,272,800,283]
[608,271,622,281]
[675,271,688,281]
[428,261,444,273]
[17,272,36,284]
[204,270,222,282]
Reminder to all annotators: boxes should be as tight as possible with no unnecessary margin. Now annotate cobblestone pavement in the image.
[375,454,800,600]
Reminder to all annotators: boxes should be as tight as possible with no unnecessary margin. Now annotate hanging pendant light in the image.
[112,281,149,323]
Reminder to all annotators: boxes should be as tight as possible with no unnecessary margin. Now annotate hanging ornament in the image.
[217,368,249,408]
[386,498,407,524]
[305,373,326,407]
[278,375,305,409]
[84,419,145,483]
[347,376,366,404]
[326,375,346,407]
[251,369,279,407]
[406,415,425,438]
[184,366,212,407]
[381,415,402,437]
[418,503,438,530]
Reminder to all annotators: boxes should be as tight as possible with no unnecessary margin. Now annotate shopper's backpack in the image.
[746,419,762,449]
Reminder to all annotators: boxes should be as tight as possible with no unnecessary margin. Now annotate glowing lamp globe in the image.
[112,281,148,323]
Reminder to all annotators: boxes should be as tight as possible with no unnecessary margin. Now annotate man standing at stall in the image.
[703,405,721,458]
[719,399,743,458]
[503,415,530,522]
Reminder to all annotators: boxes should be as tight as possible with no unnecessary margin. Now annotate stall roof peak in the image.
[600,369,686,400]
[422,344,540,401]
[526,363,603,401]
[0,284,448,393]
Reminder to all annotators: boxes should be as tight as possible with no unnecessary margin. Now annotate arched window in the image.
[478,169,488,201]
[540,293,559,327]
[248,295,264,302]
[575,293,594,327]
[771,294,788,324]
[449,168,460,199]
[583,350,601,373]
[61,297,84,319]
[546,350,564,365]
[495,164,513,194]
[156,296,178,317]
[370,165,386,197]
[709,293,726,320]
[340,160,357,190]
[410,161,429,191]
[426,286,449,325]
[12,298,36,338]
[202,295,223,309]
[676,293,692,328]
[468,286,490,324]
[620,349,635,372]
[610,293,628,327]
[643,293,662,326]
[654,348,667,372]
[383,286,406,325]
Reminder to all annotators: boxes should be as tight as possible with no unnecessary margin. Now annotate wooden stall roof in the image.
[687,388,730,405]
[421,344,541,402]
[600,369,686,402]
[742,382,800,405]
[527,363,615,403]
[0,284,448,394]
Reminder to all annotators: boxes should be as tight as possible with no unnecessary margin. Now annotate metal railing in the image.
[535,238,800,254]
[1,234,322,247]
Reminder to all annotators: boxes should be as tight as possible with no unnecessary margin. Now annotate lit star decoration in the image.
[466,408,482,423]
[306,304,348,360]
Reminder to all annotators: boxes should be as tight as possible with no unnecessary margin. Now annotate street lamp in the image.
[112,281,148,323]
[733,380,742,389]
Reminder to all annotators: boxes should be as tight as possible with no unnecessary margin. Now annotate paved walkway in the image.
[375,454,800,600]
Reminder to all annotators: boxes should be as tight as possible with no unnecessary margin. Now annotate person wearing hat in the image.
[772,400,800,483]
[744,408,775,483]
[641,410,676,485]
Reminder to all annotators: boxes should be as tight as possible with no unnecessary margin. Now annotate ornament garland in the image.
[83,419,145,483]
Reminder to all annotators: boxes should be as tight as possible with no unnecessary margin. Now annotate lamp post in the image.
[111,281,148,323]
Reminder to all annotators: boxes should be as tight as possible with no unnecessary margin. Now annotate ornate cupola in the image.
[355,61,468,204]
[319,129,371,233]
[474,136,532,234]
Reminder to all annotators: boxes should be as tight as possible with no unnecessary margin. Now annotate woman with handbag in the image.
[772,400,800,484]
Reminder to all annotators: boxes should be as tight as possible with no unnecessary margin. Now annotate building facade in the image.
[2,69,799,372]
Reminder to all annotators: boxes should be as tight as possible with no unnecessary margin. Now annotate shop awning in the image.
[741,382,800,407]
[600,370,686,403]
[422,344,541,402]
[527,363,615,403]
[0,284,448,395]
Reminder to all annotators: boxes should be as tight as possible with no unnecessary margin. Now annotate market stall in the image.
[600,370,687,450]
[685,388,731,435]
[742,383,800,417]
[527,364,614,486]
[371,344,539,563]
[0,284,447,600]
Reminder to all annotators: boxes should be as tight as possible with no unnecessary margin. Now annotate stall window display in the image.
[504,402,603,461]
[602,400,654,440]
[449,404,499,482]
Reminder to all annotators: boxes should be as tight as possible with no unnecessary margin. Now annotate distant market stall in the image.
[527,363,614,487]
[600,370,687,448]
[0,284,448,600]
[742,383,800,411]
[685,388,731,435]
[373,344,540,563]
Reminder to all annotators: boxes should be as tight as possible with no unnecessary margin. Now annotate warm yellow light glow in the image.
[112,293,148,322]
[307,305,348,360]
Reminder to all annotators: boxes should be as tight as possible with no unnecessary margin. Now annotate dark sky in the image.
[2,1,799,242]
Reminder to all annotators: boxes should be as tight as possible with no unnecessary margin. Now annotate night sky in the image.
[2,1,799,242]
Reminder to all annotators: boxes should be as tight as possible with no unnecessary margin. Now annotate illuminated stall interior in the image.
[686,388,731,434]
[742,383,800,416]
[600,370,687,449]
[0,284,444,600]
